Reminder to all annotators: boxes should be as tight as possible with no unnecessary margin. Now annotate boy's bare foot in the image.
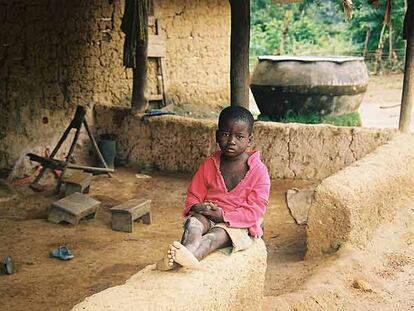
[156,248,178,271]
[169,241,200,269]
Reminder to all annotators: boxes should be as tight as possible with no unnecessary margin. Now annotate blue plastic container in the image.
[98,134,116,168]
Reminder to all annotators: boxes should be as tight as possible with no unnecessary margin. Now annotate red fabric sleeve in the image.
[183,160,208,216]
[222,165,270,228]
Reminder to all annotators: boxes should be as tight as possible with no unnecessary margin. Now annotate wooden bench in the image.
[48,192,101,225]
[63,172,93,196]
[110,199,152,232]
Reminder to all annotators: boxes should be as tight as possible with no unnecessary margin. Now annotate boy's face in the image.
[216,119,252,159]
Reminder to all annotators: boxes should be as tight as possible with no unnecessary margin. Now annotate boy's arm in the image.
[222,167,270,228]
[184,161,208,216]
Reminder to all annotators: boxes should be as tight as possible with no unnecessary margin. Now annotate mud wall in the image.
[0,1,128,177]
[0,0,230,177]
[306,133,414,257]
[156,0,230,107]
[72,239,267,311]
[94,107,396,180]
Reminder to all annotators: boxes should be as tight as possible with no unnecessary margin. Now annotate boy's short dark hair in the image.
[218,106,254,134]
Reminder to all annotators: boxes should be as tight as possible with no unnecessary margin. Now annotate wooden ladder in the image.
[148,17,168,107]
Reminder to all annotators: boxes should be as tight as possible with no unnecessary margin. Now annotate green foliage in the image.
[280,111,322,124]
[322,112,361,127]
[258,111,361,127]
[347,0,405,51]
[250,0,406,72]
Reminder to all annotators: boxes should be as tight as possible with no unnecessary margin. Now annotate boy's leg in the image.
[191,227,232,261]
[167,222,230,269]
[157,213,210,270]
[180,213,211,253]
[169,228,230,267]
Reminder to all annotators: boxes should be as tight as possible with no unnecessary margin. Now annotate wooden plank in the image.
[111,199,151,214]
[149,94,163,101]
[148,16,156,27]
[51,193,100,217]
[67,163,114,173]
[148,35,165,58]
[27,153,65,170]
[160,57,169,104]
[83,120,111,173]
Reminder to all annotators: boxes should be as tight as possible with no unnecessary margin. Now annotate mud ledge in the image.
[94,106,395,180]
[267,203,414,310]
[72,239,267,311]
[307,133,414,257]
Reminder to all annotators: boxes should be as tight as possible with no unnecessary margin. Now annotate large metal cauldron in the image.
[250,56,369,119]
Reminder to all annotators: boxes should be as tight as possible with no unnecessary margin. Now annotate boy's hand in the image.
[191,202,217,213]
[198,204,224,223]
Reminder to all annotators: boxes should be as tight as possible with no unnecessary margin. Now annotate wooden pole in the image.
[399,1,414,132]
[229,0,250,108]
[363,29,371,58]
[389,22,393,64]
[374,23,386,74]
[131,0,149,114]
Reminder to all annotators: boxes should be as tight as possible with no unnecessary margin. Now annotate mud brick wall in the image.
[155,0,230,107]
[94,107,396,180]
[306,133,414,257]
[0,0,128,178]
[0,0,231,178]
[72,239,267,311]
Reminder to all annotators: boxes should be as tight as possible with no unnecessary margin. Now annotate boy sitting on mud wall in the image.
[157,106,270,270]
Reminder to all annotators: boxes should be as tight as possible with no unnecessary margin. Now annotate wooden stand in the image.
[63,172,93,196]
[48,192,101,225]
[27,105,113,193]
[110,199,152,233]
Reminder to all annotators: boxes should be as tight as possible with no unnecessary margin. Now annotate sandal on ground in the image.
[3,256,13,274]
[52,246,74,260]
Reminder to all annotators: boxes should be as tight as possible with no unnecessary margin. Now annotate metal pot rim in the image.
[257,55,364,63]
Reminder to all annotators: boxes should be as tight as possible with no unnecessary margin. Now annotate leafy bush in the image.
[250,0,406,73]
[258,111,361,127]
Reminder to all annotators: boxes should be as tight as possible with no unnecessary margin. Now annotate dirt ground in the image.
[358,73,405,130]
[1,169,413,310]
[0,169,313,310]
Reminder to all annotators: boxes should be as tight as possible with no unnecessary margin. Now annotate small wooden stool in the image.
[48,192,100,225]
[63,172,93,196]
[110,199,152,232]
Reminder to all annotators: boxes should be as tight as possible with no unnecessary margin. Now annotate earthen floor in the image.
[0,168,315,311]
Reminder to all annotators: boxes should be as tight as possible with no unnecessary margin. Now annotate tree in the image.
[250,0,406,72]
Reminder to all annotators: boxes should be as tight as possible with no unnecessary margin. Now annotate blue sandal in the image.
[52,246,74,260]
[3,256,13,274]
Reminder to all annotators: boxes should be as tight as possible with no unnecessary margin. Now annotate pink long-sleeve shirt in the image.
[184,151,271,238]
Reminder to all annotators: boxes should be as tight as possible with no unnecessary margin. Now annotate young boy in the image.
[157,106,270,270]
